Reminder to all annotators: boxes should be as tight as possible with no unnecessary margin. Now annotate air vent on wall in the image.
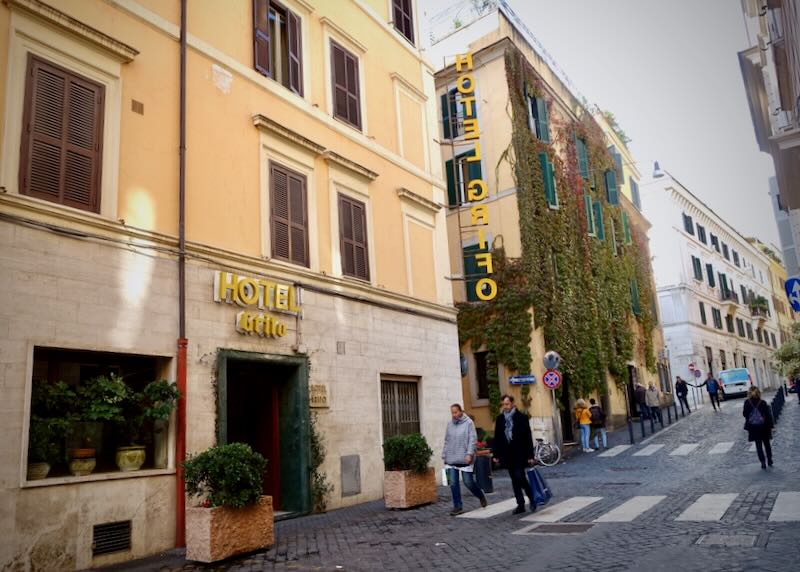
[92,520,131,556]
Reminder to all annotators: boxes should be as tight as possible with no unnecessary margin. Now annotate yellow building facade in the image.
[0,0,460,569]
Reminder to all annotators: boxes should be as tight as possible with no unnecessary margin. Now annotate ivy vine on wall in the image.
[457,48,656,410]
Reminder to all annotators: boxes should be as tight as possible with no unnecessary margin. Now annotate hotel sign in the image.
[456,52,497,301]
[213,271,301,338]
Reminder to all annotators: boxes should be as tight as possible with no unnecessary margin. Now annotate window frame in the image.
[699,301,707,325]
[253,0,304,96]
[683,213,694,235]
[338,192,370,281]
[391,0,415,45]
[269,160,309,267]
[330,40,362,130]
[380,377,420,439]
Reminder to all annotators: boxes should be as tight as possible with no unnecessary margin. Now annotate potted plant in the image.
[382,433,437,509]
[27,380,76,480]
[72,374,128,475]
[116,379,179,471]
[184,443,273,563]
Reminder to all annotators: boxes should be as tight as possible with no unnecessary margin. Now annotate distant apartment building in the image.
[750,237,797,345]
[642,173,781,405]
[769,176,800,277]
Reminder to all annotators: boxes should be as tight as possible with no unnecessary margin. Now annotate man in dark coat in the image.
[675,376,691,414]
[634,383,648,419]
[492,394,535,514]
[743,386,774,469]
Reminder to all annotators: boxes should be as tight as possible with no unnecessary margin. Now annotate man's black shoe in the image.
[529,503,537,512]
[512,505,526,515]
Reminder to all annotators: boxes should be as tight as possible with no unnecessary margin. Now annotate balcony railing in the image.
[720,291,739,304]
[750,306,771,319]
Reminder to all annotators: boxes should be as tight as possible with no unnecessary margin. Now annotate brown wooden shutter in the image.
[331,41,361,129]
[253,0,271,76]
[270,162,308,266]
[339,194,369,280]
[20,55,104,213]
[393,0,414,44]
[286,9,303,95]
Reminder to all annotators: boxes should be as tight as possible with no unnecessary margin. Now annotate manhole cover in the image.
[523,523,594,534]
[696,534,756,547]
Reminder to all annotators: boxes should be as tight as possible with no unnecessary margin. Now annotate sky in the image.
[422,0,780,248]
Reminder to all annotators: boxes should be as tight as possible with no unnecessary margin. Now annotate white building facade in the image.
[642,174,781,406]
[769,176,800,277]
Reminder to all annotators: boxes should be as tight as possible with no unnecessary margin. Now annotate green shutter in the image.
[630,279,641,316]
[610,218,618,255]
[576,136,589,179]
[706,263,715,287]
[622,211,631,243]
[593,201,604,240]
[467,149,482,182]
[536,97,550,143]
[463,244,487,302]
[584,190,595,235]
[604,170,619,205]
[539,152,557,208]
[441,93,451,139]
[445,158,457,207]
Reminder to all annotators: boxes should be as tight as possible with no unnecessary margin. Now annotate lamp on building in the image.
[652,161,665,178]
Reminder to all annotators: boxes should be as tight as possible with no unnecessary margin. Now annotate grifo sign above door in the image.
[213,271,301,338]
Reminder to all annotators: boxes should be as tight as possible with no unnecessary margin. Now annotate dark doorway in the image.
[627,365,639,418]
[217,350,310,516]
[558,373,574,443]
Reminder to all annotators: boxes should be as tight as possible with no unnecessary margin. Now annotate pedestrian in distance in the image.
[574,399,594,452]
[646,384,662,424]
[694,372,722,411]
[634,382,649,419]
[443,404,487,516]
[588,398,607,450]
[742,386,774,469]
[492,395,536,515]
[675,376,691,414]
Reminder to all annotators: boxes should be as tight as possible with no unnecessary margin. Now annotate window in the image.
[697,224,707,244]
[746,322,753,340]
[26,347,172,480]
[20,56,105,213]
[474,351,489,399]
[756,328,763,343]
[611,218,618,256]
[380,377,420,438]
[630,279,641,315]
[706,263,716,287]
[630,178,641,210]
[699,301,707,325]
[710,234,720,252]
[691,256,703,280]
[705,346,714,375]
[712,307,723,329]
[528,95,550,143]
[658,362,672,394]
[722,243,729,260]
[743,355,748,368]
[593,201,605,240]
[338,194,369,280]
[575,136,589,179]
[771,332,777,347]
[719,273,730,297]
[609,145,624,185]
[392,0,414,44]
[604,170,619,205]
[733,250,740,267]
[445,149,481,207]
[741,285,748,305]
[441,88,465,139]
[540,152,558,208]
[584,189,595,236]
[719,349,727,370]
[683,213,694,234]
[270,162,308,266]
[330,41,361,129]
[463,243,489,302]
[253,0,303,95]
[726,314,734,333]
[737,318,745,337]
[622,211,632,244]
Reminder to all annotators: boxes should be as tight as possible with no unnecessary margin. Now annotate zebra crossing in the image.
[458,491,800,526]
[599,440,751,459]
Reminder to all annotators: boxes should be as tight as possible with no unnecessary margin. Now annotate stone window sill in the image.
[21,468,175,489]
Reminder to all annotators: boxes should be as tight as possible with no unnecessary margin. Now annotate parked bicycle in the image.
[533,437,561,466]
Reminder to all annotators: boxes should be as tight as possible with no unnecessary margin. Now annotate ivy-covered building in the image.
[428,3,668,445]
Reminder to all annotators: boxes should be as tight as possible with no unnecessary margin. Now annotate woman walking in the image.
[574,399,593,452]
[443,404,487,515]
[742,387,774,470]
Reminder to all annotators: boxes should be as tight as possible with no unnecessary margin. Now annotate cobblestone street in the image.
[103,391,800,572]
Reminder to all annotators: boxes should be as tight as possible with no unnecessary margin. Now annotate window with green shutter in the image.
[630,279,641,316]
[593,201,604,240]
[575,136,589,179]
[584,189,595,236]
[630,178,641,210]
[610,218,618,256]
[699,301,707,324]
[463,243,488,302]
[683,213,694,235]
[441,88,462,140]
[604,169,619,205]
[445,148,481,207]
[539,152,558,208]
[706,263,715,287]
[691,256,703,280]
[609,145,624,183]
[530,96,550,143]
[622,211,632,244]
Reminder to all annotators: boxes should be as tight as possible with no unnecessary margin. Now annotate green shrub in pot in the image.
[382,433,433,473]
[183,443,267,508]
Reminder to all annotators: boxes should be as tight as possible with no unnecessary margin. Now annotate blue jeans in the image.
[592,427,607,449]
[447,467,484,509]
[580,424,591,449]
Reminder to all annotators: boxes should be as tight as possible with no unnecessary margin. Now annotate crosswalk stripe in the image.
[457,497,520,519]
[520,496,602,523]
[675,494,738,521]
[708,442,735,454]
[670,443,700,456]
[633,444,664,456]
[768,492,800,521]
[599,445,631,457]
[594,496,666,522]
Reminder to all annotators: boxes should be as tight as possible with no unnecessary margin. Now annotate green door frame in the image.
[216,349,311,515]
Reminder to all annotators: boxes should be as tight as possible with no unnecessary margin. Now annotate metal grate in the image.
[381,379,420,438]
[92,521,131,556]
[527,523,595,534]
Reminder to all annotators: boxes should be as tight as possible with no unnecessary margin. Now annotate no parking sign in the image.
[542,369,562,390]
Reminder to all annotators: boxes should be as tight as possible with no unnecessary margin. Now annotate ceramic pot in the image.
[69,457,96,476]
[116,446,146,471]
[27,462,51,480]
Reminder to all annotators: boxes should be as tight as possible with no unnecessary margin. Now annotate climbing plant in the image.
[457,48,657,405]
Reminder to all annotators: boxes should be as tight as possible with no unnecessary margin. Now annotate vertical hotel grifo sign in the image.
[456,52,497,301]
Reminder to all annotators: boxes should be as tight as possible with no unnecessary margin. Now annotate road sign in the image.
[542,369,562,390]
[786,277,800,312]
[688,362,695,372]
[543,351,562,370]
[509,374,536,385]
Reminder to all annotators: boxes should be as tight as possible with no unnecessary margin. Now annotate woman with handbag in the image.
[742,386,774,469]
[574,399,593,453]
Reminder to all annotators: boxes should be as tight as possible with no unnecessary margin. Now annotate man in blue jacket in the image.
[695,372,722,411]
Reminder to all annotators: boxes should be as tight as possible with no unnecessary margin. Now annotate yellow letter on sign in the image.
[475,252,494,274]
[476,278,498,301]
[470,204,488,225]
[467,179,487,202]
[455,52,474,72]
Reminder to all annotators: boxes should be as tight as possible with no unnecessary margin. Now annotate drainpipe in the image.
[176,0,188,549]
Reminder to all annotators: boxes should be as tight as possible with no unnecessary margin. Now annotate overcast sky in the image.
[422,0,780,248]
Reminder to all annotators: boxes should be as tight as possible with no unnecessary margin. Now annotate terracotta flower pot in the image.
[476,449,492,457]
[383,467,437,509]
[186,496,274,563]
[69,448,96,459]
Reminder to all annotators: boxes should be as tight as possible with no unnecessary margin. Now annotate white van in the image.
[718,368,752,399]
